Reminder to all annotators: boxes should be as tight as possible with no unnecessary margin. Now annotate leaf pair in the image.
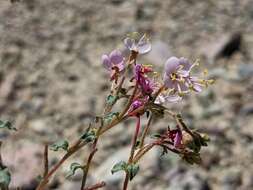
[111,161,139,181]
[66,162,84,178]
[50,140,69,151]
[0,120,16,131]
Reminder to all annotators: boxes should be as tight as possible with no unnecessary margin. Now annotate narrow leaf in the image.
[81,129,96,143]
[50,140,69,151]
[0,120,16,131]
[104,112,119,124]
[127,164,139,181]
[66,162,84,178]
[111,161,127,174]
[106,95,117,106]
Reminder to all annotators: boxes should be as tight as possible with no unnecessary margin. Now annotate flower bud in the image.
[182,131,194,147]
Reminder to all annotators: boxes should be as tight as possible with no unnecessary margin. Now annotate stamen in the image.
[170,73,177,81]
[207,79,215,84]
[203,69,208,76]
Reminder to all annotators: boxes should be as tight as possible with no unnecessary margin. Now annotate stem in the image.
[0,141,3,168]
[36,53,139,190]
[99,114,128,134]
[83,181,106,190]
[119,83,138,119]
[139,114,153,148]
[104,51,135,115]
[123,173,129,190]
[36,140,86,190]
[152,85,164,101]
[175,114,194,136]
[123,116,141,190]
[43,144,49,178]
[133,143,156,163]
[128,116,141,162]
[164,110,194,136]
[80,139,99,190]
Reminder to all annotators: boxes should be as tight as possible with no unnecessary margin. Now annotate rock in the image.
[29,118,54,138]
[3,141,43,189]
[215,33,242,59]
[60,181,81,190]
[166,170,210,190]
[239,103,253,116]
[221,167,242,190]
[238,64,253,80]
[200,33,242,63]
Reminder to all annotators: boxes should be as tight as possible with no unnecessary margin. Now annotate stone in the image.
[238,64,253,79]
[3,141,43,189]
[200,33,242,64]
[166,170,210,190]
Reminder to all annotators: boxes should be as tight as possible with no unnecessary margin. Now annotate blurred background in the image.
[0,0,252,189]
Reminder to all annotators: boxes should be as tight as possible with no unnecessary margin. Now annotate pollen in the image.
[170,73,177,81]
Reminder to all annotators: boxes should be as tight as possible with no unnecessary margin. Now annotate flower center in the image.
[170,73,177,81]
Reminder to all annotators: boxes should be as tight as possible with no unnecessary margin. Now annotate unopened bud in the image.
[182,131,194,146]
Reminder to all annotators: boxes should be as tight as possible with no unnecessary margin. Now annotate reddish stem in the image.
[83,181,106,190]
[123,116,141,190]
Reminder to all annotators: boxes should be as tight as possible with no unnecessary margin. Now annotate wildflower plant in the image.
[0,33,213,190]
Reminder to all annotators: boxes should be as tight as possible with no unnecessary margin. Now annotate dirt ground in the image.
[0,0,253,189]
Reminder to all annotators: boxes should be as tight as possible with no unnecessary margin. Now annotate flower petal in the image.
[193,83,202,92]
[165,57,180,75]
[164,95,182,102]
[174,130,182,148]
[102,54,111,70]
[137,35,151,54]
[177,69,190,77]
[163,73,174,89]
[124,37,136,51]
[179,57,191,70]
[178,83,189,92]
[154,95,166,104]
[109,50,124,65]
[116,61,125,72]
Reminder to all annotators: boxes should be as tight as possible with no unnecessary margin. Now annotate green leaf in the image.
[104,112,119,124]
[50,140,69,151]
[0,168,11,189]
[181,151,201,165]
[66,162,84,178]
[111,161,127,174]
[150,133,161,139]
[127,164,139,181]
[106,95,117,106]
[81,129,96,143]
[0,120,16,131]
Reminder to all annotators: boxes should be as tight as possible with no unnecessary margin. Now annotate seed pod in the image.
[182,131,194,146]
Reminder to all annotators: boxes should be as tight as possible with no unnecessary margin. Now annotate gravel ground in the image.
[0,0,253,189]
